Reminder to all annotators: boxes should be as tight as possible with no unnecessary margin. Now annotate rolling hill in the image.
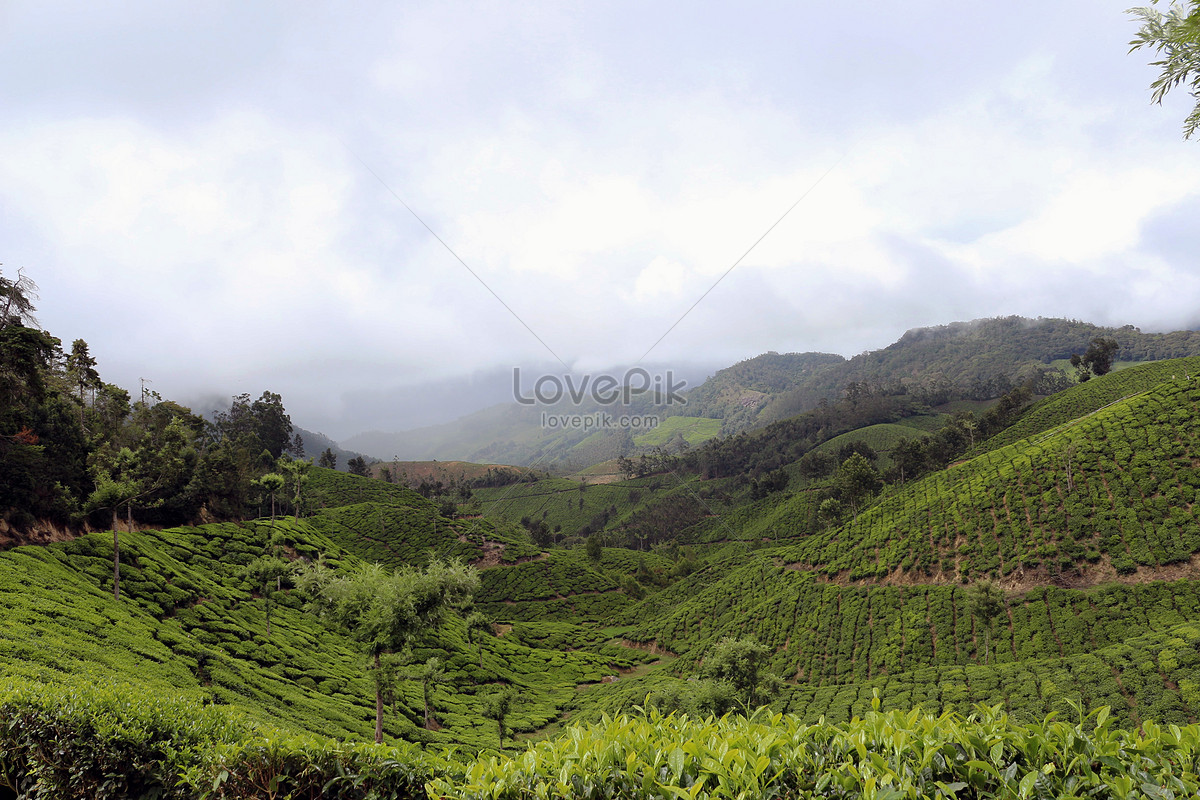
[7,325,1200,795]
[340,316,1200,470]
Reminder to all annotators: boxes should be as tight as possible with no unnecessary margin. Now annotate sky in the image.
[3,1,1200,440]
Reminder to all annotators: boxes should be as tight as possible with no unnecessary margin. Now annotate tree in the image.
[1129,1,1200,138]
[256,472,286,521]
[347,455,370,477]
[1085,337,1119,376]
[317,448,337,469]
[616,455,635,480]
[968,580,1006,665]
[585,533,603,561]
[483,686,516,748]
[0,323,59,404]
[86,464,140,601]
[701,636,783,714]
[65,339,100,428]
[1070,337,1120,381]
[250,391,294,460]
[411,656,447,729]
[465,611,492,670]
[834,452,882,516]
[0,266,39,329]
[278,455,312,516]
[892,437,927,484]
[295,558,478,743]
[244,554,290,637]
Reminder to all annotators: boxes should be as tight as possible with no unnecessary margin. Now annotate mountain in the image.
[6,357,1200,793]
[751,316,1200,426]
[341,316,1200,467]
[294,425,377,470]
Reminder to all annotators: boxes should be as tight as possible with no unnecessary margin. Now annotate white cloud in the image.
[5,0,1200,437]
[633,257,688,301]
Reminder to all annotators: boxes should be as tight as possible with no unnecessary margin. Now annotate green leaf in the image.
[669,746,685,779]
[966,760,999,779]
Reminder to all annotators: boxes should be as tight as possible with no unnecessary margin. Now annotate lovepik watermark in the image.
[512,367,687,407]
[541,412,662,431]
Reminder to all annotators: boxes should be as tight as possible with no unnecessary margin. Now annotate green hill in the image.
[0,517,637,745]
[971,355,1200,456]
[10,271,1200,795]
[766,374,1200,581]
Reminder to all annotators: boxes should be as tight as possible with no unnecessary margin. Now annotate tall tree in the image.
[250,391,294,459]
[244,554,290,637]
[347,455,371,477]
[296,558,478,743]
[465,611,492,670]
[483,686,515,748]
[278,456,312,516]
[835,452,882,516]
[1129,1,1200,138]
[412,656,447,729]
[256,472,286,521]
[318,448,337,469]
[65,339,100,428]
[1070,337,1120,381]
[968,580,1006,665]
[0,266,39,330]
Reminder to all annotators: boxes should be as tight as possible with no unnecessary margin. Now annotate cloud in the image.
[4,1,1200,439]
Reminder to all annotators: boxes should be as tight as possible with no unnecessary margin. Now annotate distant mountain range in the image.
[293,426,376,470]
[340,316,1200,468]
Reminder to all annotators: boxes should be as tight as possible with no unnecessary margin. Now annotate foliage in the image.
[1070,337,1120,381]
[0,676,438,800]
[699,637,783,714]
[295,557,480,743]
[1129,0,1200,138]
[431,704,1200,800]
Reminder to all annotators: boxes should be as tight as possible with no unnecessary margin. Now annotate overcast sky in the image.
[4,1,1200,439]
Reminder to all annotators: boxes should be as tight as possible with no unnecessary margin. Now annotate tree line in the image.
[1,268,308,533]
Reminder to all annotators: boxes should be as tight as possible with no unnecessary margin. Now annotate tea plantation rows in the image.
[771,377,1200,580]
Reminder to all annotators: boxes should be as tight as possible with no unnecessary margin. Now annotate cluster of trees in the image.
[648,637,783,718]
[888,385,1034,485]
[684,386,925,481]
[616,447,683,480]
[1070,337,1119,382]
[519,513,562,546]
[295,556,480,744]
[0,268,307,532]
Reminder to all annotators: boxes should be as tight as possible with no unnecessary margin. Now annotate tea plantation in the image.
[6,362,1200,797]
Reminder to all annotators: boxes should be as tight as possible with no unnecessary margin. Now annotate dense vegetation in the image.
[9,269,1200,796]
[2,320,303,533]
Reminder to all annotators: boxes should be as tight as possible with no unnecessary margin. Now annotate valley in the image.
[5,302,1200,797]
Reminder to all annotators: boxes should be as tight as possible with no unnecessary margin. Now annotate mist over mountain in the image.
[338,359,727,460]
[338,315,1200,466]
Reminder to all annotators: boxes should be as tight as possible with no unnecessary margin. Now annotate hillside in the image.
[294,426,378,472]
[754,317,1200,427]
[339,316,1200,468]
[0,489,644,752]
[7,294,1200,794]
